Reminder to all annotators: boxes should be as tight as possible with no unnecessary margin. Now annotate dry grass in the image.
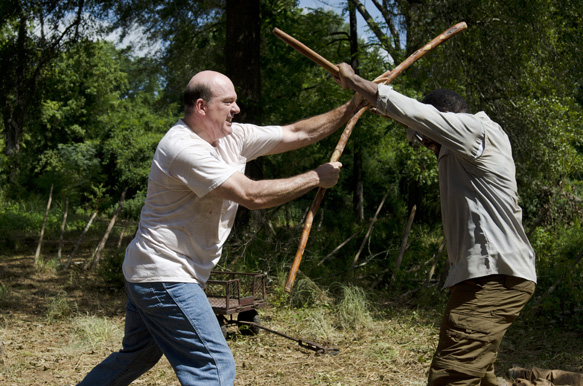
[1,254,582,385]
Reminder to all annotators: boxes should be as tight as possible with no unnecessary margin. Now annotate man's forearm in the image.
[300,98,360,141]
[240,171,320,210]
[270,98,360,154]
[211,163,341,210]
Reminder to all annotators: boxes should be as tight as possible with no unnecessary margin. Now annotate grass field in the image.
[1,254,582,385]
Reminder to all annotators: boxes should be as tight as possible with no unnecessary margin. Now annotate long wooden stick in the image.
[273,28,339,76]
[282,22,467,292]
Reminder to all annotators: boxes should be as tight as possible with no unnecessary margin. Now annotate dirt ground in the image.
[1,254,582,385]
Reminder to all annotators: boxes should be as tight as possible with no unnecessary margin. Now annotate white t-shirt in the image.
[123,120,282,285]
[376,85,536,287]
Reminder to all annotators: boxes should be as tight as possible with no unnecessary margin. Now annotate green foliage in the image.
[35,143,102,202]
[0,0,581,332]
[0,199,61,253]
[97,250,126,290]
[527,221,583,327]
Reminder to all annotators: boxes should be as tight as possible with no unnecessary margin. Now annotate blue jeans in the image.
[78,281,236,386]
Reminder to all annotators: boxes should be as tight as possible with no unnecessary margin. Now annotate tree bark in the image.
[225,0,261,125]
[349,1,364,223]
[226,0,263,230]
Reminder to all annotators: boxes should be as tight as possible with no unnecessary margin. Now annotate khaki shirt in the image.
[376,85,536,287]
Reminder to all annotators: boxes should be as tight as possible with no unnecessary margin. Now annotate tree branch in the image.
[349,0,402,62]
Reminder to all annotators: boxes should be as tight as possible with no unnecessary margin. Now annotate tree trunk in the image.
[225,0,261,125]
[349,1,364,223]
[3,11,29,157]
[226,0,263,230]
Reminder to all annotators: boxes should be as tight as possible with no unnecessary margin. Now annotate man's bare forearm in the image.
[238,170,321,210]
[269,96,362,154]
[210,162,342,210]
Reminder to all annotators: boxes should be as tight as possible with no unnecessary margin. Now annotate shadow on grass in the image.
[0,254,126,321]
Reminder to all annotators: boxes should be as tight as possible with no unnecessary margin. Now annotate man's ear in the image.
[195,99,206,115]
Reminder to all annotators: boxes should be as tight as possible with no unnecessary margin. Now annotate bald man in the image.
[77,70,362,386]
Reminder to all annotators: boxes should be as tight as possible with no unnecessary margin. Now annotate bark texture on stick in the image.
[272,28,339,76]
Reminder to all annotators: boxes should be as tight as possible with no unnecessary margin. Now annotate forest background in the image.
[0,0,583,384]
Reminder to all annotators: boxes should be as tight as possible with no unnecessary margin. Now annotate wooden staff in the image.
[273,28,339,76]
[279,22,468,292]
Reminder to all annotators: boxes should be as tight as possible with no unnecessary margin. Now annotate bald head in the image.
[181,70,240,145]
[184,71,235,115]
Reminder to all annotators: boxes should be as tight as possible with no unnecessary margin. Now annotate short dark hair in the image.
[421,89,469,114]
[183,82,213,110]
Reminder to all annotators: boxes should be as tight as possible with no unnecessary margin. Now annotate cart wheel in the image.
[238,310,260,335]
[215,315,228,339]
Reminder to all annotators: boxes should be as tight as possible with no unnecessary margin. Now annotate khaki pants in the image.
[428,275,535,386]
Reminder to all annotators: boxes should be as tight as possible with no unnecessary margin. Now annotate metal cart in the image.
[205,271,267,336]
[205,271,339,355]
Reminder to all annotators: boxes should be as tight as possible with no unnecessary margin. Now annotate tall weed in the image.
[72,315,123,350]
[270,268,332,309]
[335,284,373,330]
[46,290,77,322]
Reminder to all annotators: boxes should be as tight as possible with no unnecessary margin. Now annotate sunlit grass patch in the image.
[335,284,373,330]
[72,315,123,350]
